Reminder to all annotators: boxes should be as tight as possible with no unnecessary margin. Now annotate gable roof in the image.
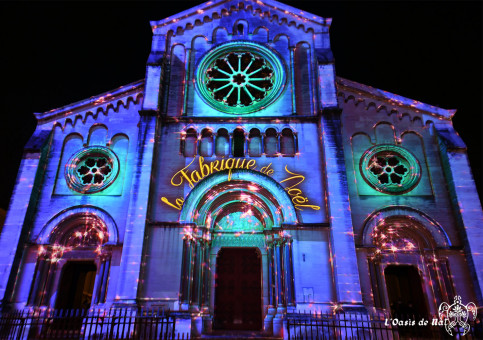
[34,80,144,125]
[150,0,331,34]
[337,77,456,120]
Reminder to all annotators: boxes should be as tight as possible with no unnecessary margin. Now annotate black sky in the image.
[0,1,481,210]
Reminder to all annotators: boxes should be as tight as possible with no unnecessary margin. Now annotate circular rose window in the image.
[65,146,120,194]
[196,42,286,114]
[360,145,421,194]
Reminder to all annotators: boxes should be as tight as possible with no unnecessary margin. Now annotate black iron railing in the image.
[0,308,190,340]
[287,311,483,340]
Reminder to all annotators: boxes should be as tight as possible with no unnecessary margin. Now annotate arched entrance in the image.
[178,170,298,335]
[30,207,118,307]
[362,207,454,315]
[384,265,428,318]
[214,247,262,330]
[55,261,97,309]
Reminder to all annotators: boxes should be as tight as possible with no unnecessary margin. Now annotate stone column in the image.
[0,130,51,305]
[114,113,156,306]
[179,236,194,309]
[437,130,483,305]
[94,253,111,305]
[283,238,295,308]
[264,236,276,335]
[28,253,50,306]
[321,111,364,309]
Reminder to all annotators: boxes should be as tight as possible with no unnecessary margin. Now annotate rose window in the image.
[368,154,408,185]
[65,146,119,194]
[206,52,274,107]
[77,157,112,185]
[196,42,285,114]
[360,145,421,194]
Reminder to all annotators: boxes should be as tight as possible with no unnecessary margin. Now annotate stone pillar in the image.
[283,238,295,308]
[190,240,202,310]
[367,257,384,309]
[437,133,483,305]
[94,253,111,305]
[274,238,285,308]
[114,113,156,306]
[179,237,193,308]
[321,111,364,309]
[0,130,51,305]
[28,253,50,306]
[264,238,276,334]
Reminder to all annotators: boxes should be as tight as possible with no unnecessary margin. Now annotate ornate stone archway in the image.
[178,170,297,335]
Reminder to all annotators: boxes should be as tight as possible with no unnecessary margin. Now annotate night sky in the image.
[1,1,481,211]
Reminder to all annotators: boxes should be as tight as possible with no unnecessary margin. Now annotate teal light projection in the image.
[360,145,421,194]
[196,41,286,114]
[215,211,264,232]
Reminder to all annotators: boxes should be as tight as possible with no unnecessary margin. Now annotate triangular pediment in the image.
[150,0,331,35]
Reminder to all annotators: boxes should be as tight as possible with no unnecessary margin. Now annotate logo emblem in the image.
[438,295,477,336]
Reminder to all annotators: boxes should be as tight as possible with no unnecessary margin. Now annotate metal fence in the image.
[287,311,483,340]
[0,308,190,340]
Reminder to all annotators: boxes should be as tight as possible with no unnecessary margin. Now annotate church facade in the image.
[1,0,482,337]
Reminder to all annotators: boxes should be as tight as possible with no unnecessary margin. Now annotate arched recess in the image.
[28,206,119,307]
[361,206,455,316]
[167,44,186,116]
[361,206,450,248]
[180,169,298,226]
[178,170,298,322]
[36,206,119,245]
[294,42,313,115]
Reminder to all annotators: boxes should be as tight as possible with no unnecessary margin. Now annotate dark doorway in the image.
[385,265,428,319]
[214,248,262,330]
[55,261,97,310]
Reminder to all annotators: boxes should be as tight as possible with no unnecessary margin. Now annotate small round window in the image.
[196,42,286,114]
[360,145,421,194]
[65,146,119,194]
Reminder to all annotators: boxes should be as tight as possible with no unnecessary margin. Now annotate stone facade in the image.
[0,0,481,338]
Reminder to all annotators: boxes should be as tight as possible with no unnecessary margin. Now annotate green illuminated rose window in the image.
[196,42,285,114]
[65,146,119,194]
[360,145,421,194]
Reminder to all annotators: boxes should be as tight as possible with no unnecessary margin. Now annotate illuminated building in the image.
[1,0,482,338]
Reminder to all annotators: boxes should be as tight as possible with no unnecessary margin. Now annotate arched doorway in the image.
[178,170,298,334]
[55,261,97,310]
[384,265,428,318]
[214,247,262,330]
[30,208,117,308]
[362,207,454,316]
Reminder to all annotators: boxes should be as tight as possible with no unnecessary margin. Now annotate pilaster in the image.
[321,110,364,309]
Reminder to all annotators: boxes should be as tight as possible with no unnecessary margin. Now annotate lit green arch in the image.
[179,169,298,229]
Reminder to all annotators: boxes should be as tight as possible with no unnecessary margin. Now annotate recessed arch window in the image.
[232,128,245,157]
[248,128,262,157]
[183,128,197,157]
[200,129,213,157]
[215,129,230,157]
[281,128,296,156]
[264,128,278,157]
